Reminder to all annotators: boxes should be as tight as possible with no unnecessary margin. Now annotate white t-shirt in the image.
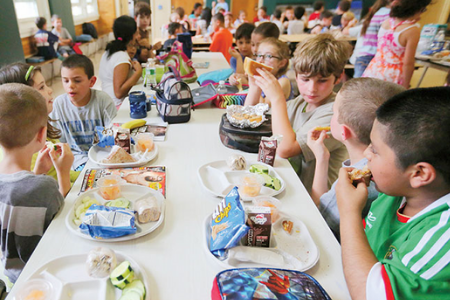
[288,20,304,35]
[99,50,131,106]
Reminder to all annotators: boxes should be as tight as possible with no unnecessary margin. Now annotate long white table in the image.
[8,52,350,300]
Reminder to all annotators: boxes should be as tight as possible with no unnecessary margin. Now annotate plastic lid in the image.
[219,80,225,85]
[15,278,53,300]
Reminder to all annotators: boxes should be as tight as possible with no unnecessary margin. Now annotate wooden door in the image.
[231,0,259,23]
[171,0,201,16]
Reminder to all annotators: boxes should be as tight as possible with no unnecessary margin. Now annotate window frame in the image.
[71,0,99,26]
[14,0,51,38]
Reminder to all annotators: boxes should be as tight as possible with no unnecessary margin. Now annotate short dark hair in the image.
[212,13,224,24]
[259,6,267,13]
[376,87,450,186]
[338,0,351,12]
[320,10,334,20]
[254,22,280,39]
[175,7,185,19]
[235,23,255,41]
[106,15,137,58]
[313,1,325,11]
[294,6,305,20]
[61,54,95,79]
[134,1,151,17]
[35,17,46,29]
[168,22,182,35]
[390,0,431,19]
[285,6,293,11]
[194,2,202,10]
[274,9,282,19]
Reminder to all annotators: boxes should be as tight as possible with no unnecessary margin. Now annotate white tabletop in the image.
[8,52,350,300]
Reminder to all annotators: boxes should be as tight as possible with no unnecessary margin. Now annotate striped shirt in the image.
[0,171,63,282]
[358,7,391,57]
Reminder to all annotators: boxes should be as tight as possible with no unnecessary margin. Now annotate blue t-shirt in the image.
[318,158,379,241]
[230,54,245,72]
[34,29,59,59]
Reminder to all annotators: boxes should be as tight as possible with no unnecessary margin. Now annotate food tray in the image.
[198,160,285,201]
[88,144,158,168]
[65,184,165,242]
[13,251,149,300]
[203,213,319,271]
[430,58,450,67]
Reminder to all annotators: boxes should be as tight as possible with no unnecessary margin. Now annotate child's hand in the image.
[349,19,358,27]
[252,68,284,104]
[49,143,74,175]
[229,73,245,86]
[138,38,151,48]
[307,128,330,160]
[336,167,368,216]
[33,146,53,175]
[228,47,241,58]
[152,41,162,51]
[131,60,142,73]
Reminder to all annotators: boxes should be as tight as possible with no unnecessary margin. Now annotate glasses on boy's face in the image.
[255,54,281,62]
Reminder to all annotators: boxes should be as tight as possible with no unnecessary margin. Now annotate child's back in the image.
[209,13,233,62]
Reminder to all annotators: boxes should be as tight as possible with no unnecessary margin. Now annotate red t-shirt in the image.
[209,28,233,62]
[252,16,270,23]
[308,11,320,21]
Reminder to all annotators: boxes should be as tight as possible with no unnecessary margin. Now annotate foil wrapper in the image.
[226,104,269,129]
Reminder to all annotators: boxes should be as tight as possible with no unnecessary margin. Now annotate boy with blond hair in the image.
[307,78,405,240]
[246,34,350,192]
[336,87,450,299]
[0,84,73,283]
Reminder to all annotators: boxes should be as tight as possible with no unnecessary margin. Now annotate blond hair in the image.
[258,38,290,76]
[338,78,406,145]
[342,11,355,21]
[293,33,351,78]
[0,83,48,149]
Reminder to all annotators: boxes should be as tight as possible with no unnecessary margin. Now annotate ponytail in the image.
[106,15,137,58]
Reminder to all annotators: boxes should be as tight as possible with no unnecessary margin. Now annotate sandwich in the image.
[103,146,136,164]
[348,166,372,187]
[244,57,273,76]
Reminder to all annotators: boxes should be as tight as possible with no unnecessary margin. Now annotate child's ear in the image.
[36,126,47,144]
[409,162,437,189]
[334,72,345,85]
[89,76,97,88]
[341,124,353,141]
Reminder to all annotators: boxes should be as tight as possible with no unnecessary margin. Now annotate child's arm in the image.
[33,146,53,175]
[401,27,420,89]
[228,48,244,74]
[260,77,291,106]
[244,73,263,105]
[336,167,378,300]
[252,68,301,158]
[229,73,247,86]
[113,61,142,100]
[49,143,74,196]
[306,129,330,206]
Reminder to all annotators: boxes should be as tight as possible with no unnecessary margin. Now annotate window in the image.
[71,0,99,25]
[13,0,51,38]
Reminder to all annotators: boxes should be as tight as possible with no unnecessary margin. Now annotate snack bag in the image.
[210,187,249,258]
[93,126,115,148]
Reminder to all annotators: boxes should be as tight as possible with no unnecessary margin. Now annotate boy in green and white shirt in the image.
[336,87,450,300]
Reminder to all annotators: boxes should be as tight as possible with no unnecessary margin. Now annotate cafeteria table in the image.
[7,52,351,300]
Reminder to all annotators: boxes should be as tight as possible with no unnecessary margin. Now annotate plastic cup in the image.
[135,132,155,152]
[239,174,264,198]
[15,278,53,300]
[253,196,283,223]
[97,175,124,200]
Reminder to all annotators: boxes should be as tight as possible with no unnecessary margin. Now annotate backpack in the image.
[82,22,98,39]
[157,41,197,83]
[176,32,193,59]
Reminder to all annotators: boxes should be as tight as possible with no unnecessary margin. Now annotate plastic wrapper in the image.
[86,247,117,278]
[226,154,246,170]
[210,187,249,258]
[79,205,137,239]
[93,126,115,148]
[226,104,269,129]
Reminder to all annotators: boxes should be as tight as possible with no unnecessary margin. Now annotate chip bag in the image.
[93,126,115,148]
[210,187,249,258]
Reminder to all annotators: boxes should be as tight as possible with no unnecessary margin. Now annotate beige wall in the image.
[420,0,450,27]
[151,0,172,43]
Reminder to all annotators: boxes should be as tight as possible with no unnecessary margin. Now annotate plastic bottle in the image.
[216,80,227,94]
[144,58,157,89]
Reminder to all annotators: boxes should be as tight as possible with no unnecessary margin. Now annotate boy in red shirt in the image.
[209,13,233,62]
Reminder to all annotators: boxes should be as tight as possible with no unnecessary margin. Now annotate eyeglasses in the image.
[255,54,282,61]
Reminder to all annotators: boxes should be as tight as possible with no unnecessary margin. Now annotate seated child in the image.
[0,84,73,283]
[209,13,233,62]
[126,41,137,59]
[336,87,450,299]
[50,55,117,171]
[340,12,357,32]
[287,6,306,35]
[188,2,203,30]
[308,1,325,29]
[246,38,293,103]
[163,22,183,50]
[307,78,405,240]
[212,0,229,14]
[0,63,79,183]
[34,17,59,60]
[51,14,75,58]
[224,12,236,35]
[228,23,255,73]
[196,7,212,37]
[134,2,162,63]
[271,9,284,34]
[310,10,334,34]
[229,22,280,86]
[245,34,350,192]
[282,6,295,30]
[234,10,247,28]
[253,6,270,24]
[331,0,351,27]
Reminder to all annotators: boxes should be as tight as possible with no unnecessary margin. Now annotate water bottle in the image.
[129,91,147,119]
[216,80,227,94]
[144,58,157,89]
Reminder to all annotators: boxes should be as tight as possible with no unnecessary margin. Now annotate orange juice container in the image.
[135,133,154,152]
[97,175,124,200]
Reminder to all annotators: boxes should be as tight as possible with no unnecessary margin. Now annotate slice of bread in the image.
[244,57,273,76]
[348,166,372,187]
[103,146,136,164]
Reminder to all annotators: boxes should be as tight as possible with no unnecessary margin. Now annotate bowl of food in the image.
[96,175,126,200]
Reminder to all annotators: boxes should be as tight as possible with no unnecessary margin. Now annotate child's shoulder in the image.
[0,171,59,197]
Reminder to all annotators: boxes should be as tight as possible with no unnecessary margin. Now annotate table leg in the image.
[416,66,429,88]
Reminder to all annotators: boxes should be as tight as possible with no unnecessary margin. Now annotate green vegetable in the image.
[111,271,135,289]
[119,291,142,300]
[249,164,269,174]
[123,280,146,299]
[105,198,131,209]
[260,173,273,187]
[111,261,133,282]
[272,177,282,191]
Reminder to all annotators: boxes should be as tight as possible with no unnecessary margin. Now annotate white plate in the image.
[203,213,319,272]
[430,58,450,66]
[198,160,285,201]
[65,184,165,242]
[88,144,158,168]
[13,251,149,300]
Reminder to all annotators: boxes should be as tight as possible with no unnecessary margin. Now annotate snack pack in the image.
[93,126,115,148]
[210,187,249,258]
[79,205,137,239]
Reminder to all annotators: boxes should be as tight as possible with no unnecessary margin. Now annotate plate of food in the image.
[12,248,149,300]
[88,143,158,168]
[203,213,320,272]
[65,183,165,242]
[198,158,285,201]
